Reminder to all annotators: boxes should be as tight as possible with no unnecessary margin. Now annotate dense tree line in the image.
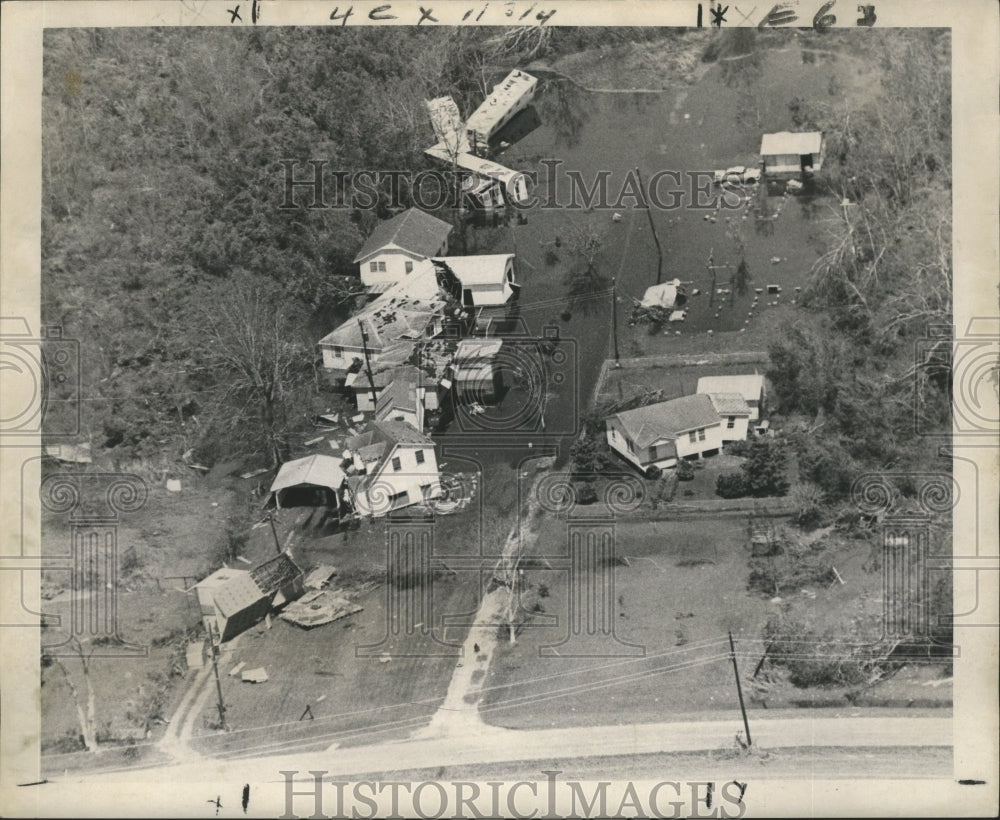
[40,27,568,465]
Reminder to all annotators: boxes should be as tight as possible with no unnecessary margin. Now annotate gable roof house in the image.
[195,553,304,643]
[318,261,449,375]
[605,394,724,473]
[705,393,752,443]
[759,131,825,179]
[696,374,767,420]
[353,208,453,289]
[432,255,517,308]
[342,419,441,517]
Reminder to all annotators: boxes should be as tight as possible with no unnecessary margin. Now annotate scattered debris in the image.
[229,661,247,677]
[612,212,623,222]
[379,652,392,664]
[281,590,362,628]
[304,565,338,590]
[304,435,325,446]
[166,479,182,492]
[241,667,269,683]
[185,642,205,670]
[240,467,270,480]
[800,588,817,599]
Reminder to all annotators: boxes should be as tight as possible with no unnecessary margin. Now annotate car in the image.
[714,165,762,185]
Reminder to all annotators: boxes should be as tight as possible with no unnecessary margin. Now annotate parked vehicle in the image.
[714,165,762,185]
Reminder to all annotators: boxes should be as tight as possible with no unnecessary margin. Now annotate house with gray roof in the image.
[605,393,724,473]
[353,208,453,289]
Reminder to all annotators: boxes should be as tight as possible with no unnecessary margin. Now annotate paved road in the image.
[49,714,950,785]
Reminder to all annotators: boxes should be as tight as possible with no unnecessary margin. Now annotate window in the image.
[369,262,378,273]
[405,261,414,274]
[332,346,344,358]
[727,416,736,429]
[626,438,635,454]
[689,431,697,443]
[698,429,706,441]
[392,457,401,472]
[377,261,387,272]
[415,450,425,465]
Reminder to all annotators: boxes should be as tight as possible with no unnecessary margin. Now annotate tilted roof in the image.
[318,262,447,365]
[269,455,346,494]
[760,131,823,157]
[696,374,765,403]
[610,394,720,449]
[353,208,453,263]
[640,280,682,309]
[197,568,265,618]
[707,392,752,416]
[250,553,303,597]
[345,419,436,497]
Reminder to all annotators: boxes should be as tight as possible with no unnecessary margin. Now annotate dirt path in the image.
[413,478,547,739]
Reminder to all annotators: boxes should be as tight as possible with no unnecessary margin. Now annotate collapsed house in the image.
[318,260,452,375]
[195,553,304,643]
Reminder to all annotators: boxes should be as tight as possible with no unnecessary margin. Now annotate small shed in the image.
[759,131,824,178]
[266,454,346,511]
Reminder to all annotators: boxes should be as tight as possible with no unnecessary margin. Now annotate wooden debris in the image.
[241,667,269,683]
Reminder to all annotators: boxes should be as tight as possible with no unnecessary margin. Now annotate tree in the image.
[50,638,99,752]
[201,273,307,467]
[570,434,611,478]
[741,440,790,497]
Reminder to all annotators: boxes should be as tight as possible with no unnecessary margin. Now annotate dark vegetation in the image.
[41,26,581,468]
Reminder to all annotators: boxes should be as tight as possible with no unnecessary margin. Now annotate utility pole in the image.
[267,512,282,555]
[634,166,664,285]
[358,319,379,408]
[706,248,731,309]
[728,630,752,747]
[611,276,621,367]
[209,623,228,732]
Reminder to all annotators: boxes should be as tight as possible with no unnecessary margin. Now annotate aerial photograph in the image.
[18,13,981,817]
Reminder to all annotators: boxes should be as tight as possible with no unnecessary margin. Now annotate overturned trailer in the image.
[465,70,538,156]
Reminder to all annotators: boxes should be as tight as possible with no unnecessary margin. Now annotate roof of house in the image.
[353,208,453,264]
[640,279,683,309]
[250,553,303,597]
[610,394,720,449]
[707,392,752,416]
[375,374,420,419]
[433,254,513,287]
[455,338,503,360]
[696,374,765,403]
[345,364,433,392]
[197,568,266,618]
[269,455,346,495]
[345,419,436,497]
[760,131,823,156]
[318,262,447,366]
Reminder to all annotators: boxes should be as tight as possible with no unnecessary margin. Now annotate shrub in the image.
[724,439,751,457]
[574,481,598,505]
[741,440,790,497]
[645,465,662,480]
[676,460,695,481]
[716,472,748,498]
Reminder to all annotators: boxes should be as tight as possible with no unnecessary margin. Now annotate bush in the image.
[645,465,662,480]
[741,440,790,497]
[676,460,695,481]
[574,481,598,505]
[724,439,751,457]
[797,438,859,502]
[716,472,748,498]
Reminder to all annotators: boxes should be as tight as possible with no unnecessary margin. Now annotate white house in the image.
[344,420,441,517]
[705,393,752,443]
[374,367,432,431]
[318,261,447,374]
[759,131,825,179]
[696,374,767,421]
[353,208,453,289]
[605,394,723,473]
[433,255,517,307]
